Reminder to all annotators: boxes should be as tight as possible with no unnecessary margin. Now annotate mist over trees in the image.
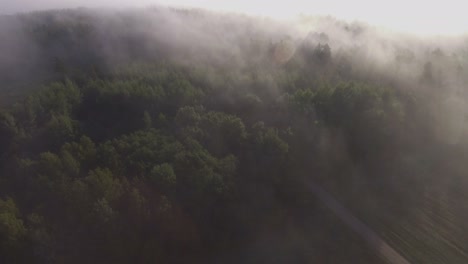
[1,6,468,264]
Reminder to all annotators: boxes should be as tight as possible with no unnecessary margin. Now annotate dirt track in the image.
[308,182,411,264]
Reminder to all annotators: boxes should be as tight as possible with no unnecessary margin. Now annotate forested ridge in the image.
[1,7,468,263]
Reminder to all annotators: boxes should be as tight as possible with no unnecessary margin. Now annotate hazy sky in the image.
[1,0,467,35]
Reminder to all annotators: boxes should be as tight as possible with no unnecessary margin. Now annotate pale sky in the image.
[1,0,467,35]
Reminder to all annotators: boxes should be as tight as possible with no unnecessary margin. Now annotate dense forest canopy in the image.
[1,6,468,264]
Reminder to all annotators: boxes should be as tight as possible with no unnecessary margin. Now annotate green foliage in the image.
[150,163,176,190]
[100,129,183,176]
[0,8,457,264]
[0,111,18,156]
[0,50,414,264]
[174,137,236,196]
[60,150,80,177]
[92,198,116,224]
[20,80,81,125]
[37,152,63,179]
[251,121,289,158]
[176,106,247,156]
[0,198,26,254]
[43,114,78,144]
[61,136,97,171]
[85,168,123,203]
[0,111,18,136]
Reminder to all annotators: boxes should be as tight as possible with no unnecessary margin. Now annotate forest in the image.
[1,7,468,263]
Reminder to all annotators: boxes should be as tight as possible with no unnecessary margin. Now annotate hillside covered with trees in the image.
[1,7,468,264]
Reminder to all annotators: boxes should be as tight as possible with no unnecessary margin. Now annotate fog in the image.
[3,0,468,35]
[1,4,468,146]
[0,1,468,143]
[1,3,468,263]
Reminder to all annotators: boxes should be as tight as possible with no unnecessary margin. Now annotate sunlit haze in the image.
[2,0,467,35]
[2,0,468,262]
